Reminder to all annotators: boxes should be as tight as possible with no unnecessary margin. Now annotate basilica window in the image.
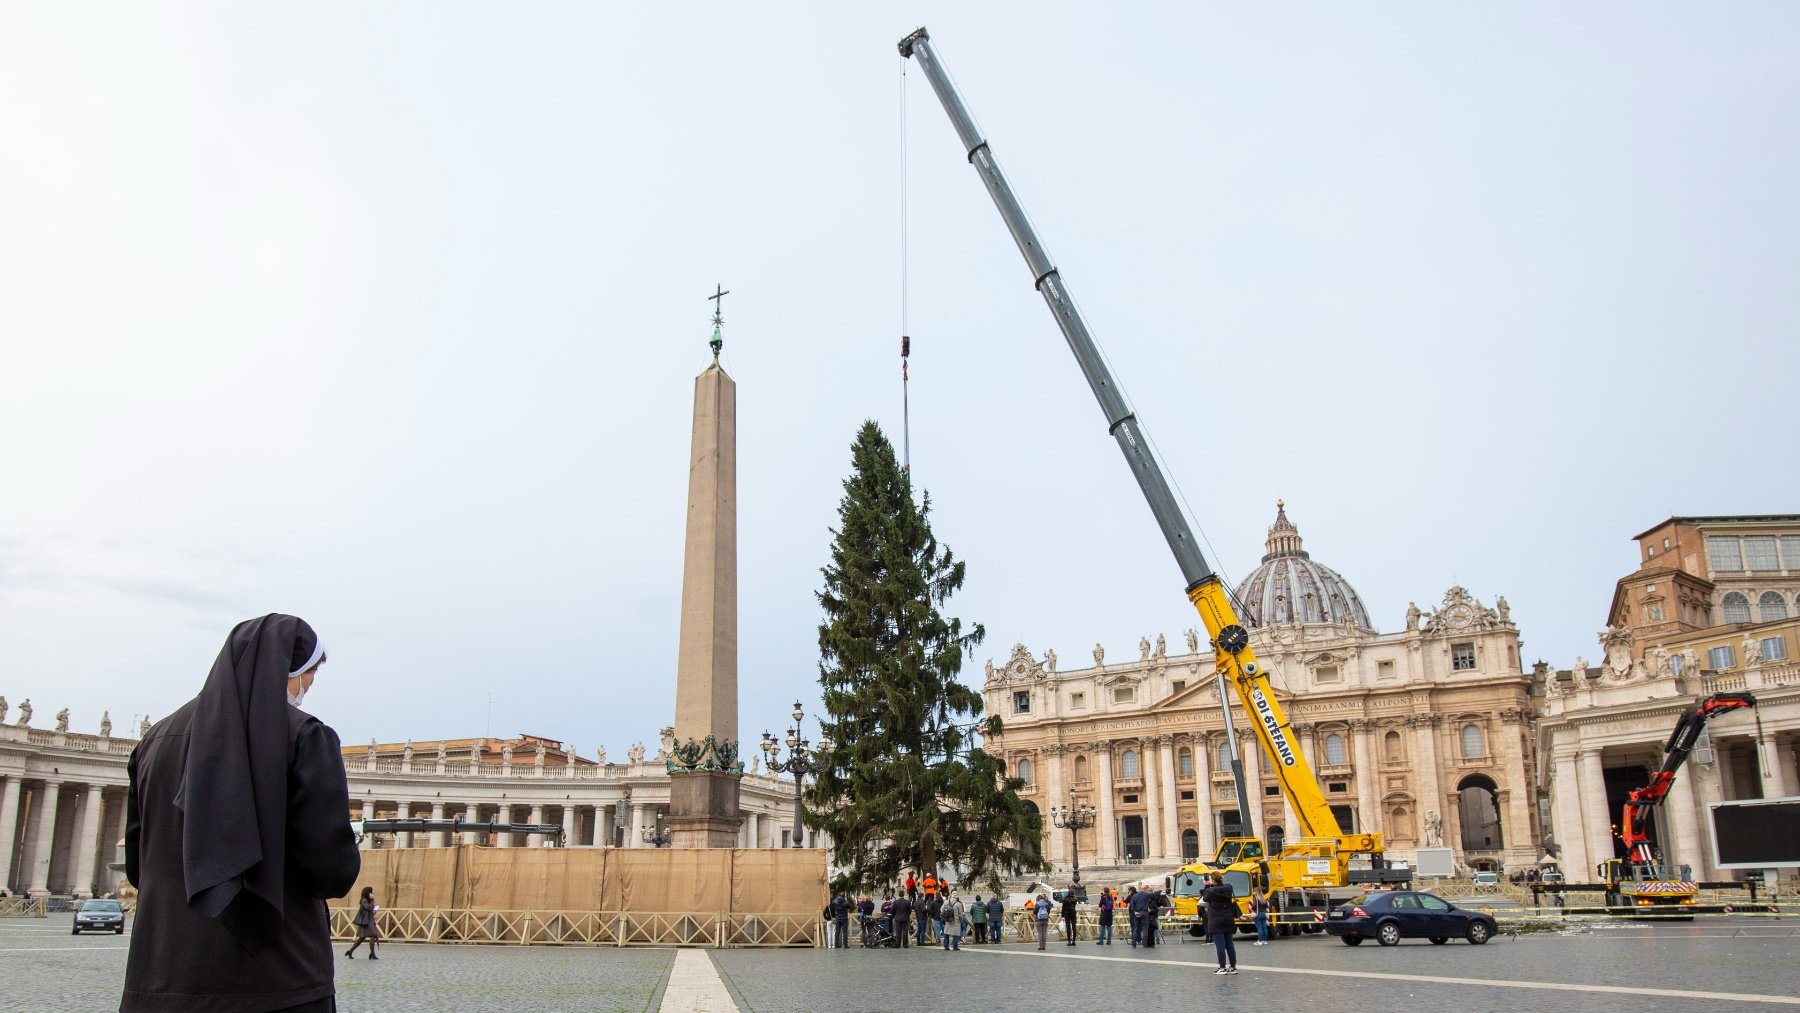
[1120,750,1140,779]
[1762,637,1788,662]
[1745,536,1780,571]
[1112,685,1137,704]
[1759,591,1789,622]
[1670,653,1686,676]
[1315,665,1341,684]
[1013,690,1031,715]
[1782,536,1800,569]
[1708,645,1737,670]
[1377,659,1396,680]
[1178,747,1194,777]
[1384,731,1403,763]
[1324,733,1347,766]
[1016,758,1033,785]
[1722,593,1752,624]
[1451,642,1476,671]
[1070,691,1087,709]
[1460,723,1485,759]
[1074,754,1088,783]
[1217,740,1234,770]
[1709,536,1744,572]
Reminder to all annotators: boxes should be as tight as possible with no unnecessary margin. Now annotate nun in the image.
[122,614,361,1013]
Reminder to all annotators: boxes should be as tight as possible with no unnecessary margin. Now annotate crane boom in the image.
[1621,692,1756,863]
[899,27,1372,855]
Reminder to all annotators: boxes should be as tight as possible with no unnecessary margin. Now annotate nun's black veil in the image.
[180,613,323,949]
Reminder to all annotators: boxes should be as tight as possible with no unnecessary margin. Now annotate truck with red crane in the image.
[1598,691,1757,910]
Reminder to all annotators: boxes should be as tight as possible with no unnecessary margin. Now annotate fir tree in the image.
[805,421,1044,892]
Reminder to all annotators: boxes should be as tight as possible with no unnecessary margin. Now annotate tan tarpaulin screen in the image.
[334,847,824,915]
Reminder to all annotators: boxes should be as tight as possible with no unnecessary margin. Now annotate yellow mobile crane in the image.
[899,28,1409,937]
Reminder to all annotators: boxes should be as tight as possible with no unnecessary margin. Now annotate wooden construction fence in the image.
[330,907,821,947]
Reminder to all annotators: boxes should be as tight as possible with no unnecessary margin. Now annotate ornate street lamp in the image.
[1051,787,1097,888]
[640,811,671,848]
[762,701,831,848]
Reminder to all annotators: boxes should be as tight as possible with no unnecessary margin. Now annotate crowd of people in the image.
[826,871,1258,962]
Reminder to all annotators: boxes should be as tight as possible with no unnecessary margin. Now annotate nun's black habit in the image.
[122,614,360,1013]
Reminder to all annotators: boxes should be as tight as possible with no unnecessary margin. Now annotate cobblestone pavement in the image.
[5,916,1798,1012]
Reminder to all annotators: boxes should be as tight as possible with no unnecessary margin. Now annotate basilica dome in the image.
[1231,502,1375,631]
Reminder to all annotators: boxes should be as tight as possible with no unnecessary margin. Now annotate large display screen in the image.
[1710,798,1800,868]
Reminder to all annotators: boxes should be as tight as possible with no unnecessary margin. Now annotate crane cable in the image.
[899,55,912,477]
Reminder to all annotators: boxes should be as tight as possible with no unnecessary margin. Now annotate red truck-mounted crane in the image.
[1600,691,1757,909]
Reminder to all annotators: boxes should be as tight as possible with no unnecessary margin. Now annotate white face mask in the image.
[288,685,307,708]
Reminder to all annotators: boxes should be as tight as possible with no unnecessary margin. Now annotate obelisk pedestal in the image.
[667,360,744,848]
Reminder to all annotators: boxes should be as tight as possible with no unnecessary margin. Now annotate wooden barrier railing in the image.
[0,898,47,918]
[330,907,821,948]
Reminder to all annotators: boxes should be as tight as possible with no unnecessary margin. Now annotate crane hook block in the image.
[1216,625,1250,654]
[901,334,911,358]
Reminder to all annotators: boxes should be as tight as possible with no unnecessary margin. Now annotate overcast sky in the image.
[2,4,1796,756]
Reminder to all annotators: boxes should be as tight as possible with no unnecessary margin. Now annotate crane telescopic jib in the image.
[897,28,1393,885]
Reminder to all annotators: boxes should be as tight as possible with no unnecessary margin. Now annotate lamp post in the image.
[762,700,831,848]
[640,810,671,848]
[1051,787,1097,888]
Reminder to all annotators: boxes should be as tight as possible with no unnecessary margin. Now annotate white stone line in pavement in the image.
[659,947,738,1012]
[965,946,1800,1006]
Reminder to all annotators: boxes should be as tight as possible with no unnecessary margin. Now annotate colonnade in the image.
[0,776,125,898]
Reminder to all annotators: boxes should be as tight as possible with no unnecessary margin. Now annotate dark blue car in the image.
[1323,890,1494,946]
[72,898,125,935]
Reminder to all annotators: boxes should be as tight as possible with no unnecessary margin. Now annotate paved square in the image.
[6,916,1798,1011]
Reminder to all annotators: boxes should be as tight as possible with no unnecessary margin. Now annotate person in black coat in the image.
[1201,873,1239,973]
[830,893,851,948]
[890,893,913,948]
[1060,892,1078,945]
[122,615,360,1013]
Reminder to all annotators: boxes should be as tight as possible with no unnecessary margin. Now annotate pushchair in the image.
[861,915,902,948]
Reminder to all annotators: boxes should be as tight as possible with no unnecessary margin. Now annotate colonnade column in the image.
[494,803,512,848]
[597,804,614,848]
[72,787,105,897]
[1142,740,1164,862]
[1094,741,1116,865]
[630,804,646,848]
[28,782,62,895]
[1157,736,1179,859]
[1352,720,1378,836]
[464,803,483,845]
[430,802,447,848]
[395,803,413,849]
[1190,735,1214,860]
[745,811,759,849]
[1765,734,1798,799]
[1580,749,1613,872]
[360,801,376,850]
[560,805,577,847]
[0,778,23,892]
[528,805,545,847]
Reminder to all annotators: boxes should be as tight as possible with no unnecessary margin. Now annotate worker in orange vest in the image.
[922,873,939,898]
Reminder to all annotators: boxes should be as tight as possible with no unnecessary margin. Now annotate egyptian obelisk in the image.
[667,286,745,849]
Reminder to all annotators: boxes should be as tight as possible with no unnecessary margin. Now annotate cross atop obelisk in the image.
[707,284,729,360]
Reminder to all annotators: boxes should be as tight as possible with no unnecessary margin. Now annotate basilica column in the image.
[1352,720,1378,836]
[1552,753,1589,876]
[1157,736,1180,859]
[430,802,448,848]
[1580,749,1613,871]
[1044,746,1067,867]
[72,786,105,897]
[1094,742,1117,864]
[1142,740,1165,862]
[1667,763,1703,878]
[0,777,23,892]
[1499,716,1535,862]
[1192,735,1215,859]
[1241,731,1263,839]
[28,782,62,896]
[1411,715,1443,845]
